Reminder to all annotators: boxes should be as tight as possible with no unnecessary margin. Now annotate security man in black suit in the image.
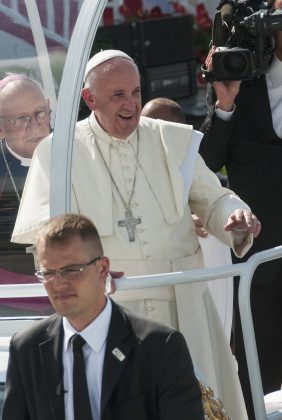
[3,213,204,420]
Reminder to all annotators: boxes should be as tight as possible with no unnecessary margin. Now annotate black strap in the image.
[72,334,93,420]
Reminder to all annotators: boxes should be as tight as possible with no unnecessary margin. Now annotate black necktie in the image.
[71,334,93,420]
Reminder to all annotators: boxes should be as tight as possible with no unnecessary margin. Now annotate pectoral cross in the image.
[118,208,141,242]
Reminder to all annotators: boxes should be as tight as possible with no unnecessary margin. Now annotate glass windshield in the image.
[0,0,200,319]
[0,0,84,316]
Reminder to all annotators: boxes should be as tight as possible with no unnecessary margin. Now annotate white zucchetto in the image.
[84,49,134,82]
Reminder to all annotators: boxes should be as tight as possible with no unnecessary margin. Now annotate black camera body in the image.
[212,47,256,80]
[209,0,282,81]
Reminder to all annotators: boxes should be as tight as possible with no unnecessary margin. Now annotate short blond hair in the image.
[36,214,103,256]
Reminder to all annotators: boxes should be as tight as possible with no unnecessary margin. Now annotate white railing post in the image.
[239,258,267,420]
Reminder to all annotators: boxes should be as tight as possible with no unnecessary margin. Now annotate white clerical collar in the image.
[63,297,112,353]
[266,53,282,88]
[5,140,32,167]
[90,112,137,144]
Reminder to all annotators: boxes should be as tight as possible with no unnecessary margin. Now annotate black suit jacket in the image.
[200,76,282,284]
[0,140,35,275]
[3,300,204,420]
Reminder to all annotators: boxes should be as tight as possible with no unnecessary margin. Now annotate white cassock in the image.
[13,114,251,419]
[200,235,234,341]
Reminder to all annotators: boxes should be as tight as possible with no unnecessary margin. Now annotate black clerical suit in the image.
[0,139,34,274]
[200,76,282,418]
[0,139,50,317]
[3,300,204,420]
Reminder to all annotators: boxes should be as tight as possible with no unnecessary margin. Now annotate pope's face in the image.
[37,235,109,331]
[84,59,142,139]
[0,81,50,158]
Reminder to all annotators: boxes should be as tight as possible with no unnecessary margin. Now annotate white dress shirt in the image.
[62,298,112,420]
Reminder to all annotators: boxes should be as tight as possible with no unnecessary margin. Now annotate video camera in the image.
[203,0,282,81]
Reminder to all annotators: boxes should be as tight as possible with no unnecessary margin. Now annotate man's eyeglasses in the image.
[0,109,51,128]
[35,256,102,284]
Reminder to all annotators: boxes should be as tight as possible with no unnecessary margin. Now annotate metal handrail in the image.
[1,245,282,419]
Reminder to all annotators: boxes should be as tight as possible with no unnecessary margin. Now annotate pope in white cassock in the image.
[12,50,261,419]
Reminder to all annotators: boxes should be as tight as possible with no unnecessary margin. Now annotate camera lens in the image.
[223,52,248,76]
[213,48,254,81]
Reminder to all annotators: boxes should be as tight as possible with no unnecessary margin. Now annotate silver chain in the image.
[0,139,21,202]
[128,139,166,219]
[88,120,139,212]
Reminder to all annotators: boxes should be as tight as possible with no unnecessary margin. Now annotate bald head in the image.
[0,76,45,113]
[141,98,186,124]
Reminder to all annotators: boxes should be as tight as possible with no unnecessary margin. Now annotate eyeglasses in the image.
[35,256,102,284]
[0,109,51,128]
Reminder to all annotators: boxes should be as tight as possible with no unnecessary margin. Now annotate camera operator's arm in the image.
[200,47,241,172]
[207,47,241,111]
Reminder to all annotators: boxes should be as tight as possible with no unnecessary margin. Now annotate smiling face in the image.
[0,79,50,158]
[37,234,109,331]
[82,58,142,139]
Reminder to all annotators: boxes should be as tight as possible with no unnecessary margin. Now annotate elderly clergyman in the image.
[0,74,51,276]
[12,50,261,419]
